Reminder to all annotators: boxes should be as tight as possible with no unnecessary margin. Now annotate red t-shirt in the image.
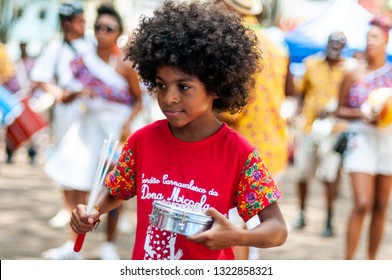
[105,119,283,260]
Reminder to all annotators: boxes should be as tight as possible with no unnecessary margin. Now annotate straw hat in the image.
[223,0,263,15]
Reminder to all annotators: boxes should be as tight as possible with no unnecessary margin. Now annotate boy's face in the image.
[155,66,217,135]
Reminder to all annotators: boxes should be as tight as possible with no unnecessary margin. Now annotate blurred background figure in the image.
[336,16,392,260]
[1,42,23,134]
[3,42,39,164]
[3,42,36,98]
[30,0,93,260]
[217,0,295,260]
[41,4,142,260]
[292,32,347,237]
[0,43,14,85]
[87,5,142,259]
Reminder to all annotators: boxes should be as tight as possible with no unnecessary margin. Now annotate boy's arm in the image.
[70,190,123,234]
[187,202,287,250]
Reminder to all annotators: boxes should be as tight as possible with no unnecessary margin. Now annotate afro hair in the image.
[124,0,262,114]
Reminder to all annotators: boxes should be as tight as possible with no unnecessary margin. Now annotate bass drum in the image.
[6,98,48,150]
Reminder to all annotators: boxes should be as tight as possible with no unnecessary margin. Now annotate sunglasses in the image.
[94,23,118,33]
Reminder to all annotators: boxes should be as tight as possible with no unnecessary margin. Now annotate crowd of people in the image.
[1,0,391,260]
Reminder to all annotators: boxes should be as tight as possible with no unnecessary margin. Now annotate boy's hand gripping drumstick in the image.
[73,135,118,252]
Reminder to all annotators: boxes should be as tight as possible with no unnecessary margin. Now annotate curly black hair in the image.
[124,0,262,114]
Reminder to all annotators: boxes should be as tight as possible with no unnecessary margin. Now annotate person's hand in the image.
[70,204,100,234]
[286,114,299,127]
[79,89,94,99]
[362,115,377,125]
[187,207,241,250]
[361,111,377,125]
[318,110,332,119]
[43,84,64,102]
[360,103,377,125]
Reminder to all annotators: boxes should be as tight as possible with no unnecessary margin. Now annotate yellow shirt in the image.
[219,16,289,175]
[299,55,346,133]
[0,44,14,84]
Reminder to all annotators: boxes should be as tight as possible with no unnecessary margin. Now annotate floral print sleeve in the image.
[236,150,283,222]
[104,142,136,200]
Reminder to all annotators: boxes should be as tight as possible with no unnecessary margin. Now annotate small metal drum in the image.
[149,200,213,236]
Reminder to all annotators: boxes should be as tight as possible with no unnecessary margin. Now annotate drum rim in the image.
[152,200,213,222]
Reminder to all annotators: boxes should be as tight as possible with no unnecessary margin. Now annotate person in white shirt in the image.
[31,1,94,260]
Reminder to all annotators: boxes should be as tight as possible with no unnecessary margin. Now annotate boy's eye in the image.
[179,84,190,91]
[155,82,165,89]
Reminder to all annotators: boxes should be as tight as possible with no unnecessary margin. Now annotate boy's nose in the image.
[163,88,180,104]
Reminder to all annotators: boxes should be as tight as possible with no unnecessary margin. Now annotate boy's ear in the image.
[210,92,219,99]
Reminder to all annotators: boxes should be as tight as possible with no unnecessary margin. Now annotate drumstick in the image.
[74,135,119,252]
[73,137,110,252]
[87,136,112,213]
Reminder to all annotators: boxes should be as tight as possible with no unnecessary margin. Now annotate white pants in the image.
[343,122,392,175]
[294,132,341,183]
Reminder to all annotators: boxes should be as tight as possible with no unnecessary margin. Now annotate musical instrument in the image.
[149,200,213,236]
[6,98,48,150]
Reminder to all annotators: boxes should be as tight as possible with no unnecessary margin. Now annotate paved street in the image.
[1,141,392,260]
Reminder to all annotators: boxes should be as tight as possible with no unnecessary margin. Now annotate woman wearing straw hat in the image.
[218,0,294,260]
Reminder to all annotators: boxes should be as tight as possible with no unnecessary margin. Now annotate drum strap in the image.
[53,39,78,84]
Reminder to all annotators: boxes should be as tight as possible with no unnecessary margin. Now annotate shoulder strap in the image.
[53,39,77,84]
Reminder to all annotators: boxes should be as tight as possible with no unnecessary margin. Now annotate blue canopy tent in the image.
[285,0,392,64]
